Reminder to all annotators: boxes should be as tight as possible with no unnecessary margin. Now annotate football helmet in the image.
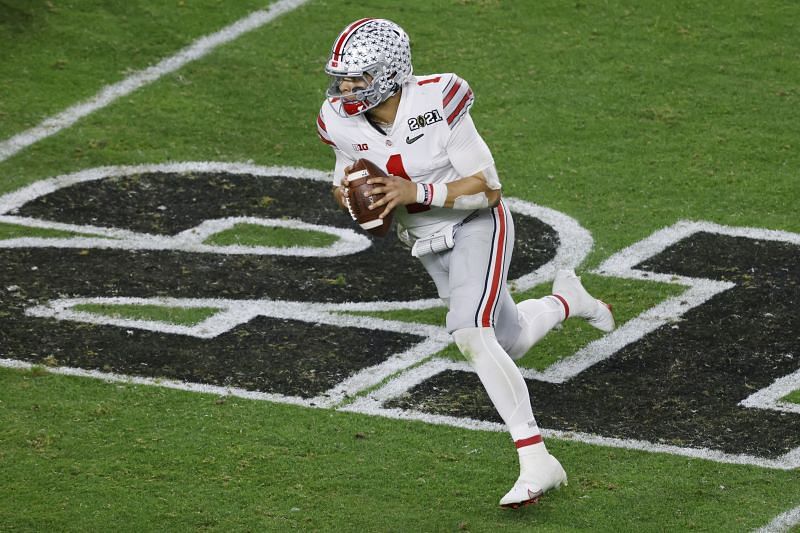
[325,18,413,117]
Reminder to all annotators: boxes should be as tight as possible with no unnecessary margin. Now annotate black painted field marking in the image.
[0,163,587,409]
[348,222,800,468]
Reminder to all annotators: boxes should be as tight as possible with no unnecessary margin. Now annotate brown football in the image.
[344,158,394,237]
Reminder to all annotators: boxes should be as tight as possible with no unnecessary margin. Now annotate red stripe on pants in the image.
[480,203,506,327]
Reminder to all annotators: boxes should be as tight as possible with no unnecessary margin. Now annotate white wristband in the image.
[416,183,448,207]
[415,183,427,204]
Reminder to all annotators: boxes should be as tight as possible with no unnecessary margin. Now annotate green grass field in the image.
[1,1,799,531]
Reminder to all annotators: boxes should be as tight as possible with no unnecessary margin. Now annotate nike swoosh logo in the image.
[406,133,424,144]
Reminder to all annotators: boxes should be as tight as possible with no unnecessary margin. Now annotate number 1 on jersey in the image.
[386,154,430,213]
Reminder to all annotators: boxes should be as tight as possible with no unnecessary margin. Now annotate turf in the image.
[0,221,93,240]
[1,367,798,532]
[3,1,796,258]
[204,223,338,248]
[784,390,800,405]
[72,303,219,326]
[0,0,270,140]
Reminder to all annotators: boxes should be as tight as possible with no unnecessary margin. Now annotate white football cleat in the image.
[499,480,544,509]
[499,453,567,509]
[552,269,615,332]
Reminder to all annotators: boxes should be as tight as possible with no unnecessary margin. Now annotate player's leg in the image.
[499,293,563,361]
[417,248,451,305]
[501,272,615,360]
[445,202,566,507]
[451,326,567,508]
[551,269,614,332]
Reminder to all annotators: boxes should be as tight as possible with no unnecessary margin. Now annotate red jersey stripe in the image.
[319,139,336,146]
[317,132,336,147]
[443,79,463,108]
[447,89,473,126]
[418,76,441,86]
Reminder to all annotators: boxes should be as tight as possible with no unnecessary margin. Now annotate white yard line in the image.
[753,505,800,533]
[0,0,309,163]
[342,358,800,471]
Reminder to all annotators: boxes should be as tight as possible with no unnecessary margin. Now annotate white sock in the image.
[507,296,564,360]
[511,421,552,480]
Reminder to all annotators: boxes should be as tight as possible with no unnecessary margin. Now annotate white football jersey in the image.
[317,73,500,239]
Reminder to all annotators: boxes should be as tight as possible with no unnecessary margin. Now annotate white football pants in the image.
[418,202,564,359]
[418,202,565,434]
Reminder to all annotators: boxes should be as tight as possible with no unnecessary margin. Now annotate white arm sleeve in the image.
[332,147,355,186]
[446,113,501,190]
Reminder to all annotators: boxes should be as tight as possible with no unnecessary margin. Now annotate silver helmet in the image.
[325,18,413,117]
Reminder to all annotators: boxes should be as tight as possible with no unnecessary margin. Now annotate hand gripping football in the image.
[344,158,394,237]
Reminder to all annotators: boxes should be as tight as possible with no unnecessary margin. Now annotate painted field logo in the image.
[0,162,581,404]
[1,162,798,469]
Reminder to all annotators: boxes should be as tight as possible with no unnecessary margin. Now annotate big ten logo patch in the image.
[1,162,798,467]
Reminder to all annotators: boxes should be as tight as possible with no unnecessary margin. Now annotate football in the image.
[344,158,394,237]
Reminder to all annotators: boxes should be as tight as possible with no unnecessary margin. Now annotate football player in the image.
[316,18,615,509]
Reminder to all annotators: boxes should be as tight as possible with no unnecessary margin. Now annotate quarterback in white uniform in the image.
[317,18,615,509]
[318,70,500,240]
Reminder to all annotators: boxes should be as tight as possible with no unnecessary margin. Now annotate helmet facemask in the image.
[326,62,399,118]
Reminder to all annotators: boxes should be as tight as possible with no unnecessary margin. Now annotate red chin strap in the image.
[343,99,367,116]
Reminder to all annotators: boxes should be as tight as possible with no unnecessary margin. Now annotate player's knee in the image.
[449,317,518,356]
[452,326,495,362]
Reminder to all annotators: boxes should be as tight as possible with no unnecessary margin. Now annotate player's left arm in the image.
[368,113,500,218]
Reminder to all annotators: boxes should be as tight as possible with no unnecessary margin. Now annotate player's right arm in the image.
[331,149,355,211]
